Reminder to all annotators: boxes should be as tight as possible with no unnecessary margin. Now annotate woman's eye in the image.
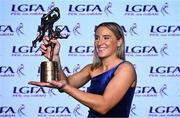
[104,37,110,40]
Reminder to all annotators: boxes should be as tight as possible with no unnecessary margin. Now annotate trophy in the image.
[32,7,67,82]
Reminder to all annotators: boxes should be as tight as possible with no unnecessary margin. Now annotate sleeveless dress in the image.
[87,61,136,118]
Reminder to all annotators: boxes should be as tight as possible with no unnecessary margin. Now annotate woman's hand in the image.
[28,80,67,91]
[40,36,60,62]
[28,36,67,90]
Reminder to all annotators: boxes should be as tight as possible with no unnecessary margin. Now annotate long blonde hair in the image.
[91,22,125,70]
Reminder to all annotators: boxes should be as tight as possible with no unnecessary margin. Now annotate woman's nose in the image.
[97,38,104,45]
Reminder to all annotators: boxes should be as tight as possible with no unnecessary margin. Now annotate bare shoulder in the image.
[119,61,135,71]
[115,61,137,87]
[81,63,92,71]
[78,63,93,75]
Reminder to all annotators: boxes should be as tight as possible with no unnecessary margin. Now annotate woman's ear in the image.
[117,38,123,47]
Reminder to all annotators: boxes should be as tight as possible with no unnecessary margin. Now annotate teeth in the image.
[98,47,105,51]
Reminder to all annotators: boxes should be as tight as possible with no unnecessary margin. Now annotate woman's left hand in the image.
[28,80,66,90]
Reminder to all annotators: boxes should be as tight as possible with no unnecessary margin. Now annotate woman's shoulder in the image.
[115,60,136,78]
[115,60,137,87]
[80,63,93,73]
[84,63,93,69]
[119,60,135,69]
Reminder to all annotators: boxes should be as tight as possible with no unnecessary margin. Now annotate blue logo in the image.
[150,25,180,37]
[38,106,71,117]
[68,45,94,57]
[68,3,112,16]
[11,45,41,57]
[135,84,168,97]
[149,106,180,117]
[149,66,180,78]
[124,3,170,16]
[11,4,46,16]
[126,44,170,57]
[160,44,168,56]
[104,2,113,15]
[73,23,81,36]
[73,104,81,117]
[16,23,24,36]
[0,23,24,37]
[161,2,169,16]
[126,45,159,57]
[130,104,137,116]
[0,104,26,117]
[121,23,138,36]
[47,2,56,12]
[129,23,138,36]
[0,64,25,78]
[12,86,58,97]
[159,84,168,97]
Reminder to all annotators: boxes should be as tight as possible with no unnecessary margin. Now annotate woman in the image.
[28,22,137,117]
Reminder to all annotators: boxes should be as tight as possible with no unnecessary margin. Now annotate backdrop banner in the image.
[0,0,179,118]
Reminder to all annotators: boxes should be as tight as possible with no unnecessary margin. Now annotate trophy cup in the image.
[32,7,66,82]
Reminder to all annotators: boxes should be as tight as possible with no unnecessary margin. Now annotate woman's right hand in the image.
[40,36,60,62]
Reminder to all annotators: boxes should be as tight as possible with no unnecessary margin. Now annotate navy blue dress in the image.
[87,61,136,118]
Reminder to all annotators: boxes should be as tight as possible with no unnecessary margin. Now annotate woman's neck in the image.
[101,56,122,71]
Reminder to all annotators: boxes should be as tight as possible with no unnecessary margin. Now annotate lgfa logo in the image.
[149,106,180,117]
[68,45,94,57]
[126,44,169,57]
[125,45,159,57]
[124,2,169,16]
[38,106,71,117]
[0,104,26,117]
[68,2,113,16]
[11,45,41,57]
[12,86,57,97]
[149,65,180,78]
[38,104,82,117]
[150,25,180,37]
[11,2,56,16]
[0,23,24,37]
[135,84,168,97]
[0,64,25,78]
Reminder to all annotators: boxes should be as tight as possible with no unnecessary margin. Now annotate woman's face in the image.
[94,26,121,59]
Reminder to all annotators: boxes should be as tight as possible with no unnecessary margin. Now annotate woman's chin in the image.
[98,54,106,58]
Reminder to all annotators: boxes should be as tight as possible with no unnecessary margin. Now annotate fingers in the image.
[40,37,54,54]
[28,81,53,87]
[39,36,60,61]
[44,36,57,44]
[40,36,49,53]
[41,37,59,49]
[28,80,65,90]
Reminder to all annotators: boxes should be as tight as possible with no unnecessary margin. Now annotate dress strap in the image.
[114,60,126,70]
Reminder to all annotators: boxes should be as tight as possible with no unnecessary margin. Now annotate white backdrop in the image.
[0,0,180,118]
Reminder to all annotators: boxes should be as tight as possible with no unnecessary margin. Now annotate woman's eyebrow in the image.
[103,34,111,37]
[94,34,111,37]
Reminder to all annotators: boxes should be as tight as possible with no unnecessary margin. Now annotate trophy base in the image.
[40,61,58,83]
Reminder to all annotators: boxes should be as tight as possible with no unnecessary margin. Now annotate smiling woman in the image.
[28,22,137,118]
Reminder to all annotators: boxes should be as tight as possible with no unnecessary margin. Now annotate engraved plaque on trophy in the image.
[40,61,58,82]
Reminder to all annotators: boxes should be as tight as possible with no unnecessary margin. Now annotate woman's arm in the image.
[50,62,136,115]
[62,64,92,88]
